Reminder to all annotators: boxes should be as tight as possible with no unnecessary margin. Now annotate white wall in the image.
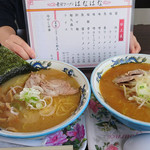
[134,8,150,25]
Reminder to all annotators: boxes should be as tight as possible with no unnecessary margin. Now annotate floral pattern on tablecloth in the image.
[86,93,150,150]
[45,116,87,150]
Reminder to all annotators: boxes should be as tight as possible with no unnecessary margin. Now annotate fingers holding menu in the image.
[0,26,35,60]
[129,32,141,54]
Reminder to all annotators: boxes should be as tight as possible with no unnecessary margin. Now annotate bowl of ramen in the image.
[0,55,91,138]
[91,54,150,131]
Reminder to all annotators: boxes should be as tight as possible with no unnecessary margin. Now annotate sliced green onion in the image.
[17,87,53,110]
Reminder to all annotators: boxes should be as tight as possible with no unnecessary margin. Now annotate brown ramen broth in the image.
[0,69,80,132]
[100,63,150,122]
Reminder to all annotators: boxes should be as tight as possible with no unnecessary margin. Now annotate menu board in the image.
[24,0,133,68]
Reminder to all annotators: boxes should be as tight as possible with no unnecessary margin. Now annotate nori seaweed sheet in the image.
[0,46,38,85]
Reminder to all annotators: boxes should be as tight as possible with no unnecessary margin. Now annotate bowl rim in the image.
[91,53,150,128]
[0,60,91,138]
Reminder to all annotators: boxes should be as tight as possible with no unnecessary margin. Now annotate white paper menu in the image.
[24,0,133,68]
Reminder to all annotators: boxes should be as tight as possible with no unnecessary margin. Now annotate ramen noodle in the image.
[100,63,150,122]
[0,69,80,132]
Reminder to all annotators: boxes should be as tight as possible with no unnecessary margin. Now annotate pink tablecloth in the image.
[86,93,150,150]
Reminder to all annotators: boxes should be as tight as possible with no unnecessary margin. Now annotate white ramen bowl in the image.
[0,60,91,138]
[91,54,150,131]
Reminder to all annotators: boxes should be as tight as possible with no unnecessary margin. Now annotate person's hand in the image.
[0,26,35,60]
[129,32,141,54]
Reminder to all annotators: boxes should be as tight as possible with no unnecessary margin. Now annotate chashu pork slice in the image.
[24,73,79,97]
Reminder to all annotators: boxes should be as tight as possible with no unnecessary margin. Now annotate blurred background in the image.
[134,0,150,54]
